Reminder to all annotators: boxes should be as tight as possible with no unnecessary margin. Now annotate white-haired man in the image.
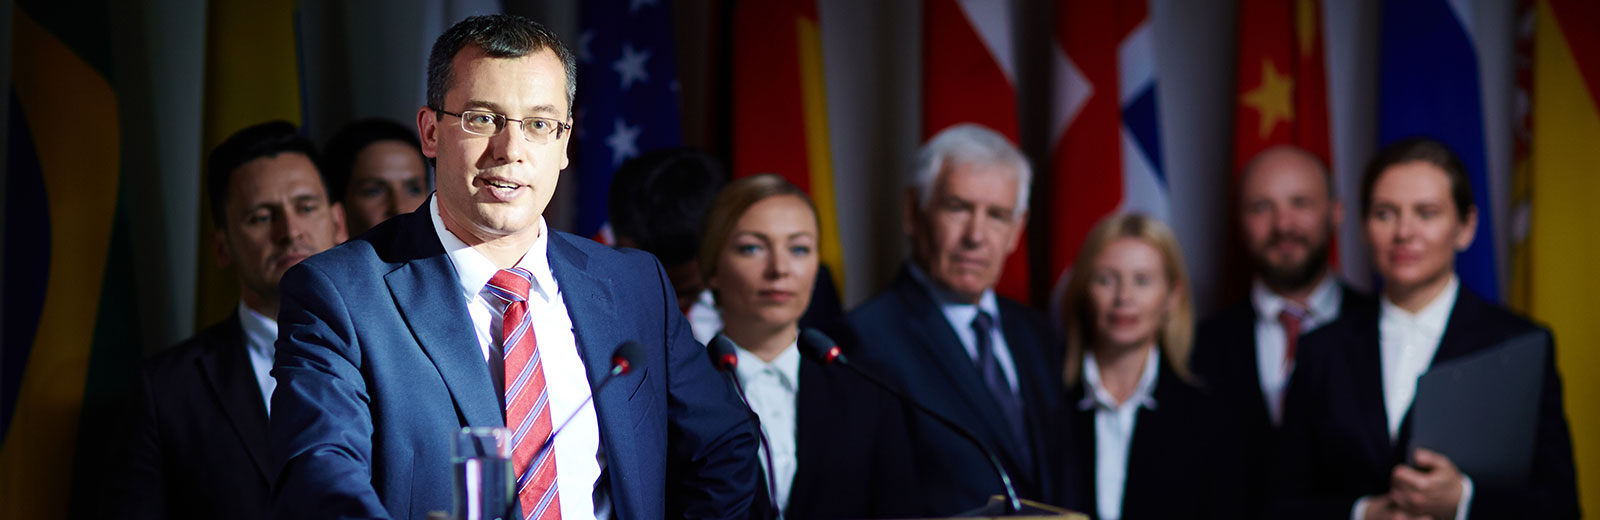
[844,124,1063,515]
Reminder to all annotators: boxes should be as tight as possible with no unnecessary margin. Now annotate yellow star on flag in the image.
[1243,59,1294,139]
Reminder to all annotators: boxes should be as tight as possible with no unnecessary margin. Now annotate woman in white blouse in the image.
[1058,213,1242,520]
[698,174,917,519]
[1272,137,1578,519]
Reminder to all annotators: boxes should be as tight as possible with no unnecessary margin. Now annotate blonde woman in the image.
[1059,213,1242,520]
[699,174,917,519]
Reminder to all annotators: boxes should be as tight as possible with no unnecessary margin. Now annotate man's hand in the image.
[1389,448,1466,519]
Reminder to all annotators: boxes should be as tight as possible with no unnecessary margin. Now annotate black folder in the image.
[1407,331,1546,487]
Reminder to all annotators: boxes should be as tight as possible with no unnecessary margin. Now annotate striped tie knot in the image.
[488,268,534,304]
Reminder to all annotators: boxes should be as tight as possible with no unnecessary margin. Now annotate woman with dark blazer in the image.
[698,174,919,519]
[1057,214,1243,520]
[1272,137,1579,519]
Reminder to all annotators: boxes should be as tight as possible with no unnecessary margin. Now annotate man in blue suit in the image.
[269,15,760,520]
[845,124,1065,515]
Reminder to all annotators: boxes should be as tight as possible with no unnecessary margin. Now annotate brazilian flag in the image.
[3,1,142,517]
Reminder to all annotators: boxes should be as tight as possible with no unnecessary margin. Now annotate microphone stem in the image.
[837,361,1023,514]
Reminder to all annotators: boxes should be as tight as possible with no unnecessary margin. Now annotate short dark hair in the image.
[608,149,728,266]
[1360,137,1474,221]
[322,118,426,203]
[426,14,577,116]
[207,120,324,228]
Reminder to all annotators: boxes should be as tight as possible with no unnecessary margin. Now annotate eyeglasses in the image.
[437,109,572,142]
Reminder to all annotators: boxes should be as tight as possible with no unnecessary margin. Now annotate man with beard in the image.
[1190,145,1374,516]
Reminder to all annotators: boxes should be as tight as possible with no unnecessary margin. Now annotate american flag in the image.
[573,0,684,242]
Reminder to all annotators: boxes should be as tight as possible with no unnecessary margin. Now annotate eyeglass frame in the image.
[435,108,573,142]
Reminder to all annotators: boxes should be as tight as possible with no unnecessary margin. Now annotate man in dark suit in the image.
[1190,145,1371,513]
[845,124,1063,515]
[113,121,347,519]
[269,15,760,519]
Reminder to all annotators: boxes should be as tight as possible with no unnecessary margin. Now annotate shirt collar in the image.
[237,300,277,358]
[733,337,802,392]
[906,262,1001,321]
[1250,273,1342,325]
[1079,347,1161,412]
[429,195,557,302]
[1380,274,1459,334]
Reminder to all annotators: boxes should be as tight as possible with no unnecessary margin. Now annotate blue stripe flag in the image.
[1378,0,1502,302]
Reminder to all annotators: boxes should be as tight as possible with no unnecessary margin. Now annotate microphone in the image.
[706,333,781,519]
[518,341,644,490]
[797,328,1024,514]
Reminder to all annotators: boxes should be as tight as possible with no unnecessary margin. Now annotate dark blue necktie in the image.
[972,310,1031,464]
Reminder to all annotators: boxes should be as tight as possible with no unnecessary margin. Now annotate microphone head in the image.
[706,334,740,371]
[612,341,645,375]
[798,328,847,365]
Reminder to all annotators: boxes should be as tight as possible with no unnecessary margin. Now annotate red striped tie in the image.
[486,268,561,520]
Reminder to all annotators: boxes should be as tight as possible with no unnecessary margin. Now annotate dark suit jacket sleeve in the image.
[112,362,167,520]
[655,258,762,519]
[270,262,388,519]
[1468,329,1580,519]
[1269,330,1358,520]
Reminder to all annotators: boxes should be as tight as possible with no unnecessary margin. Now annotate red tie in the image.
[1278,304,1307,367]
[487,268,561,520]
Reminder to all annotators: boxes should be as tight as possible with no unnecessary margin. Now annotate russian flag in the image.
[1378,0,1503,302]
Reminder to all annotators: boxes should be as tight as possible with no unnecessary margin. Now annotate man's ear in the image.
[417,106,440,160]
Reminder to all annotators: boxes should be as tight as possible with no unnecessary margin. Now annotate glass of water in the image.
[452,427,514,520]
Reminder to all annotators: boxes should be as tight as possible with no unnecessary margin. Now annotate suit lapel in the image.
[198,313,272,485]
[1430,288,1484,367]
[386,212,503,429]
[547,233,624,393]
[1345,308,1394,464]
[788,359,830,515]
[889,271,1031,481]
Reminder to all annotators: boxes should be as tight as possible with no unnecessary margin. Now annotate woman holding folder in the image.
[1271,137,1579,519]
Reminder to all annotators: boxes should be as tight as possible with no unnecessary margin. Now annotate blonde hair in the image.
[697,174,820,288]
[1061,213,1194,386]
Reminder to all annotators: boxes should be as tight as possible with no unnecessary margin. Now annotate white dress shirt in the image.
[1351,275,1472,520]
[1251,275,1343,424]
[688,289,723,346]
[237,301,278,416]
[430,197,608,519]
[1079,347,1161,520]
[906,264,1020,393]
[733,341,801,516]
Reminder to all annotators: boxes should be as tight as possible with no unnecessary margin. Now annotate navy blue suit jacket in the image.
[114,313,274,520]
[843,266,1064,515]
[1271,287,1580,519]
[269,205,760,519]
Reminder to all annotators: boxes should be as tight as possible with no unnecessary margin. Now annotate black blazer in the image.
[1271,287,1580,519]
[779,354,920,519]
[1189,282,1372,513]
[1066,357,1244,520]
[112,313,273,520]
[844,266,1064,515]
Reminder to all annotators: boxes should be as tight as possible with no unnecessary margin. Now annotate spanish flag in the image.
[1513,0,1600,513]
[729,0,844,295]
[2,2,141,516]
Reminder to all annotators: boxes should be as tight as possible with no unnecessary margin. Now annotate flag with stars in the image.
[1049,0,1168,308]
[1224,0,1335,299]
[574,0,684,242]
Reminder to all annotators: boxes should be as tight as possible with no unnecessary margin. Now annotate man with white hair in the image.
[844,124,1063,515]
